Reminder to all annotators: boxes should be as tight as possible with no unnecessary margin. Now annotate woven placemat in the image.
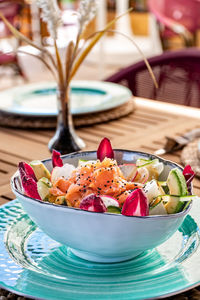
[0,99,135,129]
[181,139,200,177]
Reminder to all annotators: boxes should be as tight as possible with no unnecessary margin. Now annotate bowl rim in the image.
[10,149,192,219]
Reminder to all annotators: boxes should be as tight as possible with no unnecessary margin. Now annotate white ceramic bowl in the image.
[11,150,192,263]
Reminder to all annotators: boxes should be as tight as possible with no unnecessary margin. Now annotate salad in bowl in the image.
[11,138,196,262]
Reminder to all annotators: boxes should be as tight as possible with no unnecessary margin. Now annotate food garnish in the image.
[97,137,114,161]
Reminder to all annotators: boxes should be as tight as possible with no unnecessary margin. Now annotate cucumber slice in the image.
[137,159,164,181]
[158,181,169,194]
[78,159,97,167]
[182,200,192,212]
[151,195,195,214]
[164,196,185,214]
[143,179,165,204]
[136,158,156,167]
[157,195,196,202]
[167,168,187,196]
[30,160,51,180]
[179,195,197,201]
[158,181,168,186]
[149,198,167,215]
[107,206,121,214]
[78,159,88,167]
[164,195,196,214]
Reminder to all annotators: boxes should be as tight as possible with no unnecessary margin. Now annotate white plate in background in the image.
[0,80,132,116]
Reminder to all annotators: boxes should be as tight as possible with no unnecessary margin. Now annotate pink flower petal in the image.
[97,138,114,161]
[52,149,63,167]
[122,188,149,217]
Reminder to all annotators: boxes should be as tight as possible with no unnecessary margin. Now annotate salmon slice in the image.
[49,187,66,197]
[117,191,132,207]
[66,184,83,207]
[54,178,72,193]
[56,158,142,207]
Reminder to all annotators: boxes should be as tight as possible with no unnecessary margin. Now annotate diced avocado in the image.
[107,206,121,214]
[45,195,57,203]
[39,177,52,188]
[149,197,167,215]
[30,160,51,180]
[37,177,52,200]
[167,168,187,196]
[55,196,66,205]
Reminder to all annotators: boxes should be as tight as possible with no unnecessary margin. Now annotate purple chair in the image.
[0,1,26,79]
[148,0,200,47]
[105,49,200,108]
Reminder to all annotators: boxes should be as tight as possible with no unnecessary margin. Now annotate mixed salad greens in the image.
[18,138,196,216]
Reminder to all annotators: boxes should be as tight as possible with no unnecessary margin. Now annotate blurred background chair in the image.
[0,0,26,81]
[105,48,200,108]
[86,0,163,79]
[148,0,200,48]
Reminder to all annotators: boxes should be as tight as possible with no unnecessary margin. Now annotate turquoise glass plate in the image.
[0,80,132,116]
[1,199,200,300]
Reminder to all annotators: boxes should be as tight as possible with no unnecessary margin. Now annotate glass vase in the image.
[48,88,85,154]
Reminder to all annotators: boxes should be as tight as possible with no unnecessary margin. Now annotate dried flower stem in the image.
[110,30,158,88]
[84,29,158,89]
[65,41,74,85]
[69,8,133,81]
[0,11,56,72]
[54,40,64,90]
[17,50,57,81]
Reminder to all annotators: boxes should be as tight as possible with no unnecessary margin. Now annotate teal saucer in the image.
[0,199,200,300]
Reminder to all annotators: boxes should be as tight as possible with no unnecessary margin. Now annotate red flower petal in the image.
[122,188,149,217]
[52,149,63,168]
[97,138,114,161]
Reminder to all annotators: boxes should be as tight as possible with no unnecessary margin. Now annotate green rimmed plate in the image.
[0,199,200,300]
[0,81,132,116]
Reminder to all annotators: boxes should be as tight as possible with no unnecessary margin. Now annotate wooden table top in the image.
[1,96,200,299]
[1,97,200,205]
